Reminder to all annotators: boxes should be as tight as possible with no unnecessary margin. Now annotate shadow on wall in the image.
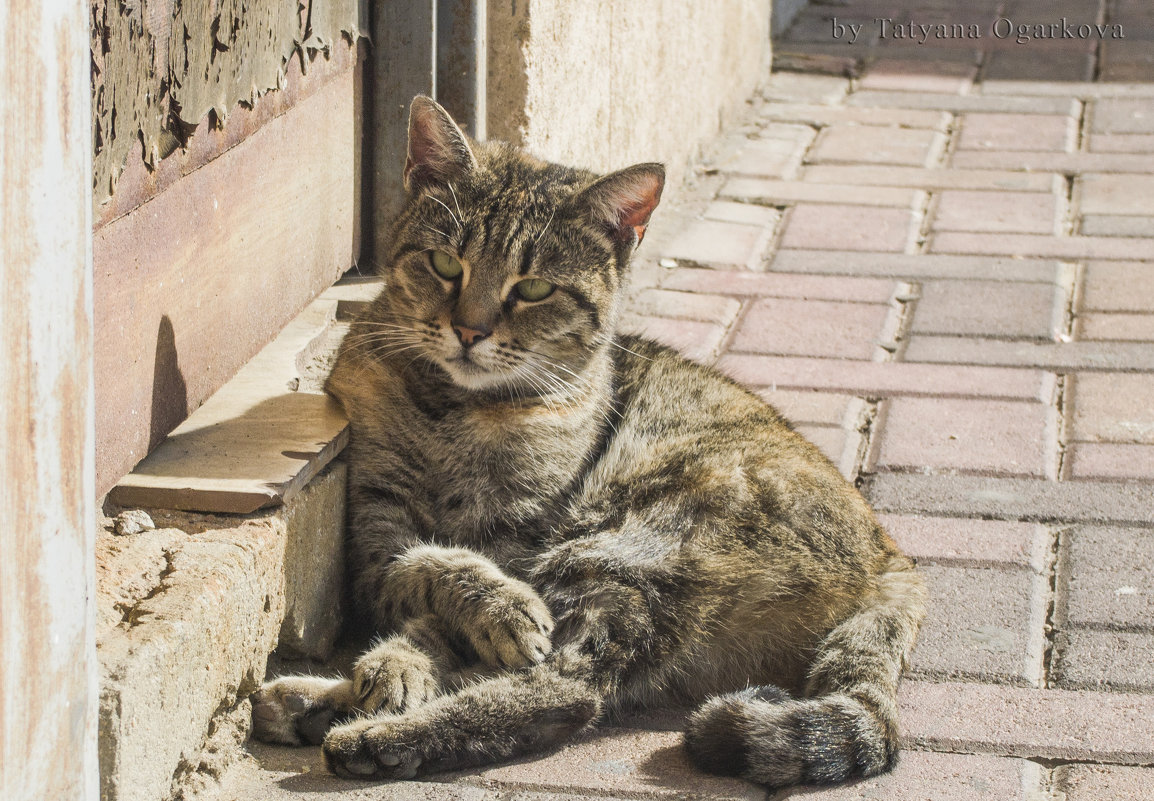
[150,315,188,452]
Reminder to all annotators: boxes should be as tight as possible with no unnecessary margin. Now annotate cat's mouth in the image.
[442,351,507,390]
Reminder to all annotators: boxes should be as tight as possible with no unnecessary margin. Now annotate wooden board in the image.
[93,65,361,497]
[108,298,355,514]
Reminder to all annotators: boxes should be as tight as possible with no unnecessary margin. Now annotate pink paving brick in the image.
[474,726,761,800]
[808,124,939,167]
[660,268,899,303]
[1068,372,1154,444]
[912,279,1058,338]
[877,514,1048,571]
[1082,262,1154,312]
[869,397,1054,478]
[1059,763,1154,800]
[716,355,1052,401]
[956,112,1073,152]
[1064,441,1154,481]
[787,750,1038,801]
[758,389,865,428]
[859,58,978,95]
[898,680,1154,762]
[932,190,1056,235]
[728,297,894,359]
[1078,173,1154,216]
[911,565,1046,685]
[629,288,742,325]
[780,204,914,252]
[619,315,727,364]
[662,218,772,269]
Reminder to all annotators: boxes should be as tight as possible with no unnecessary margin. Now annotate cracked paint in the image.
[90,0,362,204]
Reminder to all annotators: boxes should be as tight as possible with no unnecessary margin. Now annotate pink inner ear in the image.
[617,175,663,230]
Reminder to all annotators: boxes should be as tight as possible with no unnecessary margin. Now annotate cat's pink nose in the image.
[453,324,491,347]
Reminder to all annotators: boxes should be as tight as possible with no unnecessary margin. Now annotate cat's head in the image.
[375,95,663,394]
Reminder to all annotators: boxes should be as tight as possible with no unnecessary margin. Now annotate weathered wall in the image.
[487,0,772,192]
[0,0,97,799]
[91,3,365,496]
[90,0,362,205]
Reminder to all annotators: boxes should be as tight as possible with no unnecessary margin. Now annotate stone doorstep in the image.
[98,277,380,801]
[98,464,346,801]
[109,277,383,515]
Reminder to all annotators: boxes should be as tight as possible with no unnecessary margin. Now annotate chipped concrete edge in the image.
[97,278,383,801]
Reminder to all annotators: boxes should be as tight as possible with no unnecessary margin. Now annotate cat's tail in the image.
[684,557,926,789]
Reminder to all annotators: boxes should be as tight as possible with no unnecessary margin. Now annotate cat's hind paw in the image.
[251,675,355,746]
[323,717,427,780]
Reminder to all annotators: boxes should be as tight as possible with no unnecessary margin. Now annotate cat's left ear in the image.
[574,163,665,248]
[404,95,478,192]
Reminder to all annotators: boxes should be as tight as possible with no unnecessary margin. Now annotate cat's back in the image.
[584,334,897,571]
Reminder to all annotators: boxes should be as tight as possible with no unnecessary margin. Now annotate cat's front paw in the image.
[353,636,440,714]
[464,578,554,669]
[323,716,427,780]
[251,675,356,746]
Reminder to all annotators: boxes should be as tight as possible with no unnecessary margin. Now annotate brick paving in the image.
[233,1,1154,798]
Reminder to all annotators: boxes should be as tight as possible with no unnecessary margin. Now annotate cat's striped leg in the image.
[684,557,926,789]
[322,662,601,779]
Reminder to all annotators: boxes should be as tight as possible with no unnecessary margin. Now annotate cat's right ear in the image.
[404,95,478,193]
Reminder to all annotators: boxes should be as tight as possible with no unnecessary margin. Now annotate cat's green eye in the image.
[430,251,463,280]
[514,278,555,302]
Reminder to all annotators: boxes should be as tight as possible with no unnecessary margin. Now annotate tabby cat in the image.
[252,95,926,790]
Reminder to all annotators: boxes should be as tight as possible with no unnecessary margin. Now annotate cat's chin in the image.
[440,357,512,392]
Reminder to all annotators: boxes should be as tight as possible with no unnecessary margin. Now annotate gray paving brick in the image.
[1053,629,1154,693]
[910,565,1046,686]
[804,164,1055,192]
[863,473,1154,526]
[770,251,1061,283]
[952,150,1154,174]
[901,337,1154,372]
[847,91,1077,115]
[930,231,1154,261]
[1081,215,1154,238]
[912,280,1058,339]
[757,102,951,130]
[1056,526,1154,630]
[1091,98,1154,135]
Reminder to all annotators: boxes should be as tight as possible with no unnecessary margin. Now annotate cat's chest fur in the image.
[362,380,609,561]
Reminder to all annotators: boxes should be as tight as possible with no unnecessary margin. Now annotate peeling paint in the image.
[90,0,362,204]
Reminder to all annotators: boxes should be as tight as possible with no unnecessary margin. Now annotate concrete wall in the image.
[487,0,772,192]
[0,0,97,799]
